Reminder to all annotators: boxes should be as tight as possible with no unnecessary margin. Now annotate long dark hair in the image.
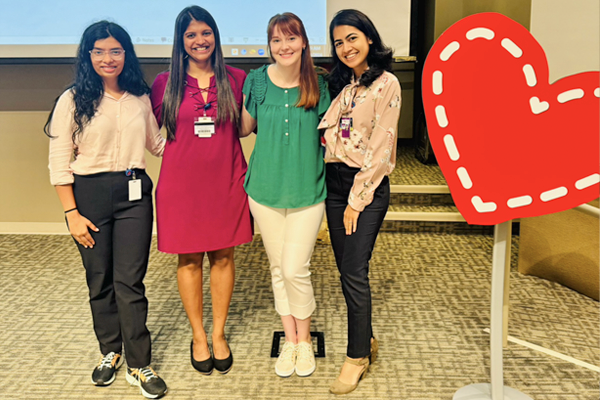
[327,9,393,98]
[267,13,320,109]
[161,6,239,140]
[44,21,149,140]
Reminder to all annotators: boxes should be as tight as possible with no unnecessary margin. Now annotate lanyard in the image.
[340,82,360,115]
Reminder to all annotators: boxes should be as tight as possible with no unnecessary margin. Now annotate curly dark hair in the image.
[44,21,149,141]
[327,9,393,98]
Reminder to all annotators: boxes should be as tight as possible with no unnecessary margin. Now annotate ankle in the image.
[297,335,312,344]
[346,356,367,362]
[192,329,208,342]
[212,333,226,342]
[192,337,209,347]
[342,356,370,371]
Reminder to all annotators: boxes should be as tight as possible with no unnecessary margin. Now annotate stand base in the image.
[453,384,533,400]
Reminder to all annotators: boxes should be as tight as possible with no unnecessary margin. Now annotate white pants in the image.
[248,197,325,320]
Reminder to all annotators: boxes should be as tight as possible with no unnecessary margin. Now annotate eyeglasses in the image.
[89,49,125,60]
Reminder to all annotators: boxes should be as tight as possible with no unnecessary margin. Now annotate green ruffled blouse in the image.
[243,65,331,209]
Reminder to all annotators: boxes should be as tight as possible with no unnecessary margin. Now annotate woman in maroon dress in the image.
[150,6,252,375]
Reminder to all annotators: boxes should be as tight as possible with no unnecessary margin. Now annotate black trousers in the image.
[72,170,154,368]
[325,163,390,359]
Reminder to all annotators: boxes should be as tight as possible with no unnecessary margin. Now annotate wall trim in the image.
[0,222,159,235]
[0,222,69,235]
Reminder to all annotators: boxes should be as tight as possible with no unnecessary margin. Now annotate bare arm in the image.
[239,94,257,137]
[55,184,99,248]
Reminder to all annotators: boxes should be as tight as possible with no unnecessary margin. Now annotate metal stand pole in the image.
[453,221,533,400]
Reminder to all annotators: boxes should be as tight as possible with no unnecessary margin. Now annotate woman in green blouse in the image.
[240,12,330,378]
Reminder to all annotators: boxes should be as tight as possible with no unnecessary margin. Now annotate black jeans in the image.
[325,163,390,359]
[72,170,154,368]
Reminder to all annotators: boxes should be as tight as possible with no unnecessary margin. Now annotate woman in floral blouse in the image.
[318,9,401,395]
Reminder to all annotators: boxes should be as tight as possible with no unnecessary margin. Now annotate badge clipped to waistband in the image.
[126,169,142,201]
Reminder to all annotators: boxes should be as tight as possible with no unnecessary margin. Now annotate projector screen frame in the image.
[0,0,418,64]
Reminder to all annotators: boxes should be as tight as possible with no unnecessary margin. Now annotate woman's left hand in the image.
[344,205,360,235]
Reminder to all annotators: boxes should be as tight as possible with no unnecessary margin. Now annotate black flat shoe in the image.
[191,340,214,375]
[213,343,233,374]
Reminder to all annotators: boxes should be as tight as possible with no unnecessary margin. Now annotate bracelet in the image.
[64,208,77,214]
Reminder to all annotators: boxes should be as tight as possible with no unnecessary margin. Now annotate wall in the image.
[530,0,599,82]
[433,0,531,38]
[3,0,596,233]
[0,60,413,232]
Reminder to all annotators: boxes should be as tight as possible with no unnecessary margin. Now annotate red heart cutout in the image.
[422,13,599,225]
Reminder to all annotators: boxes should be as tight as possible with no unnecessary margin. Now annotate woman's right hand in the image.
[66,211,99,248]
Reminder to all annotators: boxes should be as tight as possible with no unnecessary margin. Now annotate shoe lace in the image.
[138,366,158,382]
[97,352,118,370]
[279,342,296,362]
[131,366,158,395]
[296,342,313,362]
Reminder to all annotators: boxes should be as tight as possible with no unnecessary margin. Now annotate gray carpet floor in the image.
[0,232,597,400]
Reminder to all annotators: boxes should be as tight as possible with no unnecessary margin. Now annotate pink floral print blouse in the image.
[318,71,402,211]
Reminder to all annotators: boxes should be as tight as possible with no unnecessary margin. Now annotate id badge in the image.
[129,179,142,201]
[194,116,215,138]
[340,117,352,138]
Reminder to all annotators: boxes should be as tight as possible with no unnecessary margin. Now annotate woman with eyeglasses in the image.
[45,21,167,399]
[318,9,401,394]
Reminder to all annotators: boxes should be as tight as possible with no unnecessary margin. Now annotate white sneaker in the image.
[295,341,316,377]
[275,341,296,377]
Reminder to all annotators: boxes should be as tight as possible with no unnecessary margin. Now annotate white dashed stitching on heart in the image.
[431,26,598,216]
[540,187,568,202]
[440,41,460,61]
[576,173,600,190]
[471,196,497,213]
[557,89,584,103]
[529,96,549,114]
[457,167,473,189]
[507,195,533,209]
[443,134,460,161]
[466,28,495,40]
[501,38,523,58]
[523,64,537,87]
[433,71,443,95]
[435,105,449,127]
